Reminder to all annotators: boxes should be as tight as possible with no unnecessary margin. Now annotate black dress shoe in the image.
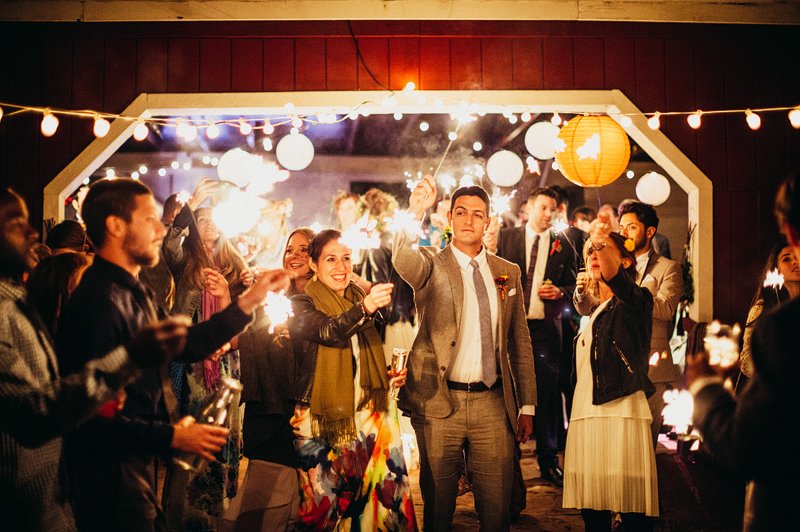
[541,465,564,487]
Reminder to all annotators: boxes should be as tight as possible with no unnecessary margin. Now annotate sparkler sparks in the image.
[662,389,694,436]
[263,290,294,334]
[386,210,425,239]
[703,320,741,368]
[550,218,570,235]
[490,190,516,219]
[339,214,381,254]
[176,190,191,205]
[763,268,785,290]
[576,133,601,160]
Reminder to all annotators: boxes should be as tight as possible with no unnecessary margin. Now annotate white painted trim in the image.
[1,0,798,25]
[44,89,713,322]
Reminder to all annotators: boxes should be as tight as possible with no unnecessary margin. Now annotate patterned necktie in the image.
[523,234,539,311]
[470,260,496,388]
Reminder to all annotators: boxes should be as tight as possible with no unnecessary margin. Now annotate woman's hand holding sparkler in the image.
[188,177,223,210]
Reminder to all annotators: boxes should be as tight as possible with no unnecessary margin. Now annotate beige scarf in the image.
[304,277,388,446]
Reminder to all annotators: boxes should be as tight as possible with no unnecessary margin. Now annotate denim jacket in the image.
[575,268,656,405]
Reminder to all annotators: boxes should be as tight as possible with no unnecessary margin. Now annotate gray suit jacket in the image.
[575,248,683,383]
[392,231,537,427]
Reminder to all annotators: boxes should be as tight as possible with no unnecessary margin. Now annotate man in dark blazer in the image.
[393,176,537,530]
[497,186,577,489]
[689,172,800,530]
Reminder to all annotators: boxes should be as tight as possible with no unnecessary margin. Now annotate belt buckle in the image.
[466,382,472,392]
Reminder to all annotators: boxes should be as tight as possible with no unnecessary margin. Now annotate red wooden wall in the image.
[1,20,799,324]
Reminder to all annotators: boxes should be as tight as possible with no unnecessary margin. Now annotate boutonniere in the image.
[494,275,510,301]
[443,225,453,245]
[549,239,563,256]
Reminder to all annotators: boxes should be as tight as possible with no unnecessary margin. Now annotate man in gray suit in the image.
[575,200,683,446]
[392,175,537,531]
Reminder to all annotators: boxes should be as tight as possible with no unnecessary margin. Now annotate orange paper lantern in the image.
[554,115,630,188]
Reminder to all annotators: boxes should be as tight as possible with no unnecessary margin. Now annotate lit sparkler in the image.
[211,188,266,237]
[263,290,294,334]
[763,268,785,303]
[339,214,380,254]
[386,209,425,239]
[489,190,516,219]
[703,320,741,368]
[176,190,191,205]
[662,389,694,436]
[576,133,601,160]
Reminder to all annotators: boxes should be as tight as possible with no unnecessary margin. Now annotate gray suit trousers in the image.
[412,387,514,531]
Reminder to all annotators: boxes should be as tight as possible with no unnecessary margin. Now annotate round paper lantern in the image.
[217,148,256,188]
[486,150,524,187]
[276,133,315,171]
[554,115,630,187]
[524,121,561,160]
[635,171,671,206]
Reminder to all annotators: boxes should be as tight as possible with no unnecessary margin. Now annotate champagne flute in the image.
[388,348,409,401]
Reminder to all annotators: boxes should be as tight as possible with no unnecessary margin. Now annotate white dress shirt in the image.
[525,224,550,320]
[448,245,498,383]
[635,252,649,283]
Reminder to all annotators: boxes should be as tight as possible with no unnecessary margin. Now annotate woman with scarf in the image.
[163,199,247,531]
[288,229,416,531]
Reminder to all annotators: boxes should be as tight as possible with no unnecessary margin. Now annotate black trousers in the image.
[527,319,562,468]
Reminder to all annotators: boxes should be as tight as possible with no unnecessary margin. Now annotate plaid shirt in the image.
[0,278,138,531]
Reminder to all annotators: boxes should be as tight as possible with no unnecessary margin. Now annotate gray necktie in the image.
[470,259,496,388]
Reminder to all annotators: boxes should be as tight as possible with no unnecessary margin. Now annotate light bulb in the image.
[131,171,140,180]
[291,116,302,128]
[687,111,702,130]
[239,118,252,135]
[419,121,429,132]
[448,131,458,141]
[177,121,197,141]
[206,122,220,139]
[105,168,115,178]
[472,141,482,151]
[170,161,180,170]
[745,110,761,131]
[394,111,403,120]
[263,138,273,151]
[93,116,111,138]
[626,170,635,179]
[404,81,415,91]
[619,115,633,128]
[210,157,219,166]
[502,109,512,118]
[158,168,167,177]
[202,155,211,164]
[508,114,518,124]
[789,108,800,129]
[133,120,149,141]
[552,161,561,171]
[647,113,661,130]
[290,127,299,135]
[41,112,59,137]
[263,120,275,134]
[182,162,191,171]
[551,113,562,126]
[138,165,148,175]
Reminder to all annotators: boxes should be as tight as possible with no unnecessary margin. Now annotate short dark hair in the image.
[528,187,559,204]
[619,200,659,231]
[82,179,152,249]
[308,229,342,263]
[549,185,570,207]
[451,185,490,215]
[775,171,800,232]
[45,220,88,252]
[570,206,596,223]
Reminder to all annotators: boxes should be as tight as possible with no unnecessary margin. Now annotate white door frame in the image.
[44,89,712,321]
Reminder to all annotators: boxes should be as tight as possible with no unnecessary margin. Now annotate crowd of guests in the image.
[2,170,798,531]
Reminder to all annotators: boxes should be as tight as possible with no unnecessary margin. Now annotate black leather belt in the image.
[446,379,502,392]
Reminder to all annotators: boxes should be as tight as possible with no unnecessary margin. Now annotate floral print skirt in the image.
[294,401,417,531]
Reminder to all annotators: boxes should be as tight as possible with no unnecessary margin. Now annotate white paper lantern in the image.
[524,121,561,160]
[486,150,524,187]
[217,148,257,188]
[635,172,671,206]
[276,133,315,171]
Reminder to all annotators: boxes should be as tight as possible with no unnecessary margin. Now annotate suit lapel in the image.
[640,248,658,285]
[441,246,464,335]
[487,254,509,343]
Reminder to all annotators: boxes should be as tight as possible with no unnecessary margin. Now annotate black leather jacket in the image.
[574,268,656,405]
[287,292,380,404]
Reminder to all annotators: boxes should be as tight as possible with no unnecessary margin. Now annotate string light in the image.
[393,111,403,120]
[263,120,275,134]
[551,113,562,126]
[745,110,762,131]
[618,114,633,129]
[687,111,703,130]
[472,141,482,151]
[170,161,180,170]
[291,116,302,128]
[419,121,429,132]
[41,111,59,137]
[238,118,253,135]
[404,81,416,91]
[158,168,167,177]
[789,108,800,129]
[105,168,115,178]
[521,111,532,122]
[262,138,273,151]
[131,171,140,180]
[93,115,111,138]
[508,114,518,124]
[133,120,149,141]
[647,112,661,130]
[182,162,191,171]
[138,165,148,175]
[448,131,458,141]
[206,121,220,139]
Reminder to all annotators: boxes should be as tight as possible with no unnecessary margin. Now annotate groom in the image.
[392,175,537,530]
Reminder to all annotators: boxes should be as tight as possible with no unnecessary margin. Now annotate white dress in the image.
[562,299,659,516]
